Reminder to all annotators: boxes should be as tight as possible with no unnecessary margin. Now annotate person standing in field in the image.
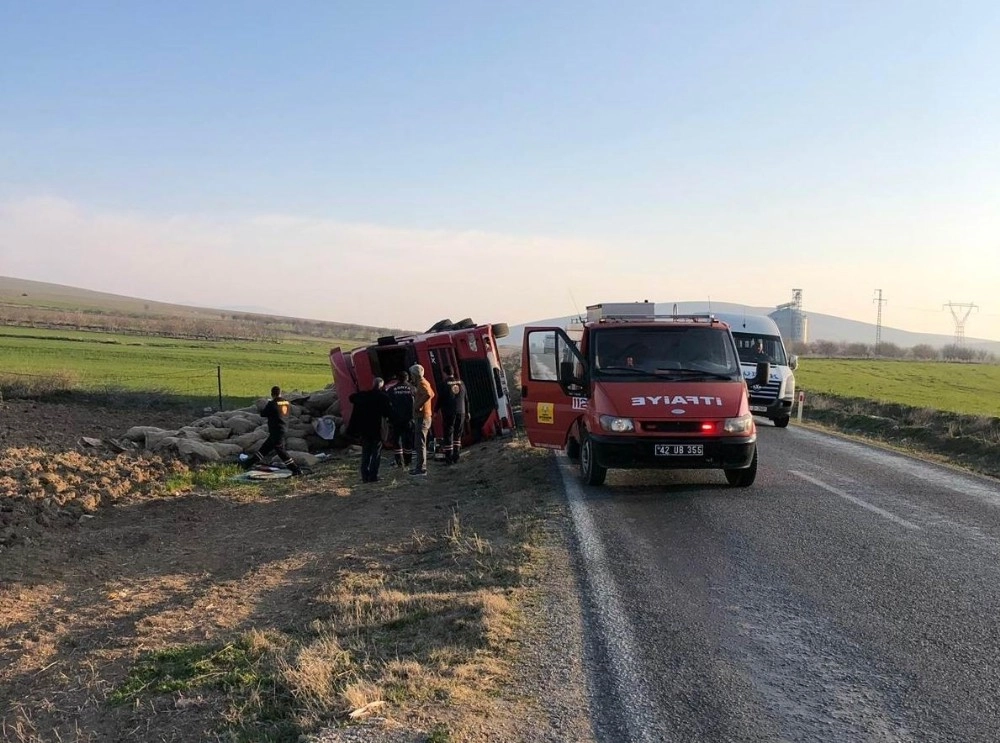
[347,377,394,483]
[439,367,469,464]
[385,370,415,468]
[409,363,434,476]
[245,385,303,476]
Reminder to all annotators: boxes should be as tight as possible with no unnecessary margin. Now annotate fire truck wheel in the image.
[565,437,580,461]
[580,433,607,486]
[454,318,476,329]
[426,318,453,333]
[491,323,510,339]
[725,448,758,487]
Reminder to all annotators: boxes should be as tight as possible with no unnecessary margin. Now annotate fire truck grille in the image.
[458,359,497,420]
[640,421,705,433]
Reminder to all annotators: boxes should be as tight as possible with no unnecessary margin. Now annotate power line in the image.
[943,301,979,345]
[873,289,887,355]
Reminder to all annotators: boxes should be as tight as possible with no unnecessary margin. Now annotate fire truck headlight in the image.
[599,415,635,433]
[723,414,753,434]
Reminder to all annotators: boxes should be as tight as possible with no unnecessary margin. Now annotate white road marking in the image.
[790,427,1000,505]
[556,457,658,743]
[790,470,921,531]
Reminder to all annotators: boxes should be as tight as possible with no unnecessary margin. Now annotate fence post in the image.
[217,365,223,411]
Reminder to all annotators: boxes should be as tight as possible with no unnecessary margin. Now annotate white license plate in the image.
[749,405,766,412]
[655,444,704,456]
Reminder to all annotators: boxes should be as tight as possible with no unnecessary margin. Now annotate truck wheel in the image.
[566,437,580,461]
[453,318,476,329]
[773,416,790,428]
[426,318,453,333]
[580,433,607,486]
[491,322,510,339]
[725,448,757,488]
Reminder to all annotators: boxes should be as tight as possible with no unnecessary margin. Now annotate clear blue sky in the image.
[2,1,999,338]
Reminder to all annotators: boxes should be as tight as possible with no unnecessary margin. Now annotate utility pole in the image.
[873,289,887,355]
[943,301,979,345]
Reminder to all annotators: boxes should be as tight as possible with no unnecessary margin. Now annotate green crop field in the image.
[795,359,1000,418]
[0,327,360,404]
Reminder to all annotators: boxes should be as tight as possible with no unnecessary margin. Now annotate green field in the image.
[0,327,359,404]
[5,330,999,418]
[796,359,1000,417]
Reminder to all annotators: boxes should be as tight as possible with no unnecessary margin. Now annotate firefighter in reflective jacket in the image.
[245,385,303,476]
[439,367,469,464]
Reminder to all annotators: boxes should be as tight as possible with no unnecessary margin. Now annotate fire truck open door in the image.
[329,348,358,423]
[520,327,587,449]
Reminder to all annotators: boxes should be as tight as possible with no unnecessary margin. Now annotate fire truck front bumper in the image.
[589,434,757,470]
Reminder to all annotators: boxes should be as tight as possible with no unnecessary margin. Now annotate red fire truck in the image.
[331,319,515,448]
[520,303,769,487]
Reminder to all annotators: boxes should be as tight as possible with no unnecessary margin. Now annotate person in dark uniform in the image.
[384,370,415,468]
[752,339,770,363]
[245,385,303,476]
[347,377,394,483]
[439,367,469,464]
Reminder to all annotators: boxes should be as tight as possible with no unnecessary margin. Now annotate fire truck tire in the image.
[580,433,607,486]
[454,318,476,329]
[773,416,790,428]
[426,318,453,333]
[724,448,758,487]
[491,322,510,339]
[565,436,580,461]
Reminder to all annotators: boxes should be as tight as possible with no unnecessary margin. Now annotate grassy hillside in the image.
[0,276,224,317]
[0,327,357,404]
[795,359,1000,418]
[0,275,414,342]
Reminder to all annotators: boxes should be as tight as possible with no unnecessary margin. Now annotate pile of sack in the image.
[123,387,344,466]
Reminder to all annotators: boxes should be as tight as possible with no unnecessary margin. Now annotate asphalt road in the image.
[562,423,1000,742]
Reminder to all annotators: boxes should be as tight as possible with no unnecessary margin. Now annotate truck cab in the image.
[331,320,515,449]
[710,312,797,428]
[520,303,765,487]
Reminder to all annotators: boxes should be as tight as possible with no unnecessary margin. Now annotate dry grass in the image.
[1,437,559,742]
[803,392,1000,479]
[0,371,79,399]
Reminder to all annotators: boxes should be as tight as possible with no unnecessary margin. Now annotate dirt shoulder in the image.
[0,400,592,743]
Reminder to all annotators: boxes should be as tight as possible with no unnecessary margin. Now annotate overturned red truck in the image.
[330,318,516,449]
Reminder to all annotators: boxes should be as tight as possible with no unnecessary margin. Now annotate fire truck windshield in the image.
[592,327,741,380]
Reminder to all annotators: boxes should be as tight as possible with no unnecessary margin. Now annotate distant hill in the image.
[0,275,219,318]
[503,300,1000,355]
[0,275,411,341]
